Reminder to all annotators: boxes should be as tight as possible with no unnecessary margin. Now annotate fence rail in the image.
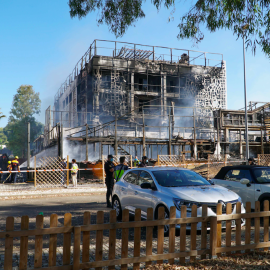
[1,201,270,269]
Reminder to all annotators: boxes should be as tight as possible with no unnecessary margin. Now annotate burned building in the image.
[43,40,229,160]
[51,40,226,127]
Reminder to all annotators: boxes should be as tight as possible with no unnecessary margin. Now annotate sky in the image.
[0,1,270,128]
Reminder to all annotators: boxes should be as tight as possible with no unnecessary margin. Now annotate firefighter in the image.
[11,156,19,183]
[4,161,12,183]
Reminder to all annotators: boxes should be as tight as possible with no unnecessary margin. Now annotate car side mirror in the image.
[208,180,215,185]
[240,178,250,185]
[140,182,152,189]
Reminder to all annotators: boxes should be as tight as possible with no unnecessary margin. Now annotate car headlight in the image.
[173,198,202,211]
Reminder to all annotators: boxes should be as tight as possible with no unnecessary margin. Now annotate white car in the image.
[212,165,270,210]
[112,167,245,235]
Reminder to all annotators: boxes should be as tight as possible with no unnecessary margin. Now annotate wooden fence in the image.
[1,201,270,269]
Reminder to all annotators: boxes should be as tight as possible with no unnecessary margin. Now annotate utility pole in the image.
[85,124,88,161]
[242,24,249,162]
[27,122,30,168]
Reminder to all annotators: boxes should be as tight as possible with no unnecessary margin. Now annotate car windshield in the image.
[253,168,270,183]
[152,170,210,187]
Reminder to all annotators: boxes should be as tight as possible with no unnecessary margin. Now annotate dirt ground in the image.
[145,251,270,269]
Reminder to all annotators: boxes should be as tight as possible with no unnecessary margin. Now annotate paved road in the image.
[0,193,107,225]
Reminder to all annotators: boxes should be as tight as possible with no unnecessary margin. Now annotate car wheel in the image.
[112,197,122,221]
[156,206,170,237]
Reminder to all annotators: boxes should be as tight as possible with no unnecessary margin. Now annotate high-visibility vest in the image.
[71,163,78,174]
[114,164,128,181]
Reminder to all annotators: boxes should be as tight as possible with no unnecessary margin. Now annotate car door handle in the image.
[134,191,138,195]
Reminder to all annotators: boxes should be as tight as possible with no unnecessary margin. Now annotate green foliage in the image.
[0,128,8,147]
[5,85,43,157]
[10,85,41,121]
[69,0,270,56]
[4,118,43,156]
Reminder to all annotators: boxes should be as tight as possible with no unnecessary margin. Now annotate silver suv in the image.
[112,167,245,234]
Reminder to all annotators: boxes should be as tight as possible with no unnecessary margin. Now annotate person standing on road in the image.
[11,156,19,183]
[114,156,129,182]
[104,154,115,208]
[139,156,148,167]
[71,159,78,187]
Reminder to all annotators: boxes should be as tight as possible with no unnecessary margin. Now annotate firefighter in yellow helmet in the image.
[11,156,19,183]
[4,161,12,183]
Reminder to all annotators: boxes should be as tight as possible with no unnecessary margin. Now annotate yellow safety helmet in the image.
[15,156,19,159]
[8,161,11,164]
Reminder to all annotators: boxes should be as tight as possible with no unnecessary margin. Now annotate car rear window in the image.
[152,170,210,187]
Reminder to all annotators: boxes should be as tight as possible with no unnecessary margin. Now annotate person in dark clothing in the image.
[139,156,148,167]
[104,155,115,207]
[0,154,9,182]
[11,156,19,183]
[248,158,255,165]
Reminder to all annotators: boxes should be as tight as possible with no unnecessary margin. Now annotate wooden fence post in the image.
[226,203,232,256]
[49,214,58,267]
[73,226,81,270]
[180,205,187,264]
[95,211,104,270]
[236,202,241,253]
[201,205,208,260]
[145,208,153,267]
[82,212,91,270]
[216,203,222,257]
[4,217,14,270]
[67,155,69,187]
[109,210,116,270]
[19,216,29,270]
[157,207,164,265]
[134,209,141,269]
[210,216,217,259]
[190,205,197,262]
[245,202,251,253]
[121,209,129,270]
[63,213,72,265]
[34,215,44,268]
[168,206,176,265]
[255,201,260,250]
[264,200,269,251]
